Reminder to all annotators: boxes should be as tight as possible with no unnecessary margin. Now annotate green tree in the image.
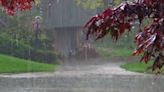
[74,0,124,10]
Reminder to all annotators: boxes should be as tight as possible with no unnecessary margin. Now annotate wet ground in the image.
[0,57,164,92]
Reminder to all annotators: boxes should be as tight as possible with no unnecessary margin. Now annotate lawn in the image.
[96,47,133,58]
[111,48,133,57]
[121,61,153,73]
[121,61,164,74]
[0,54,58,74]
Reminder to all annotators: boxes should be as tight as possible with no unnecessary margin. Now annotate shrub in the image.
[0,34,60,64]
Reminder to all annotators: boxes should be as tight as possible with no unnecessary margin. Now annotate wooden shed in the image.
[41,0,98,57]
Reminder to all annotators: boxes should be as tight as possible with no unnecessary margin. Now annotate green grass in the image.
[96,47,112,57]
[111,48,133,57]
[0,54,58,74]
[121,61,164,74]
[96,47,133,58]
[121,61,153,73]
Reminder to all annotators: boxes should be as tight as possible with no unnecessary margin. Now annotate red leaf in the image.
[0,0,34,15]
[102,8,113,19]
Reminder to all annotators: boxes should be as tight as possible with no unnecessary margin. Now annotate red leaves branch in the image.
[0,0,34,15]
[84,0,164,71]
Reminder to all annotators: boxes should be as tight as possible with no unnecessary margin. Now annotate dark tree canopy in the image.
[85,0,164,71]
[0,0,34,15]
